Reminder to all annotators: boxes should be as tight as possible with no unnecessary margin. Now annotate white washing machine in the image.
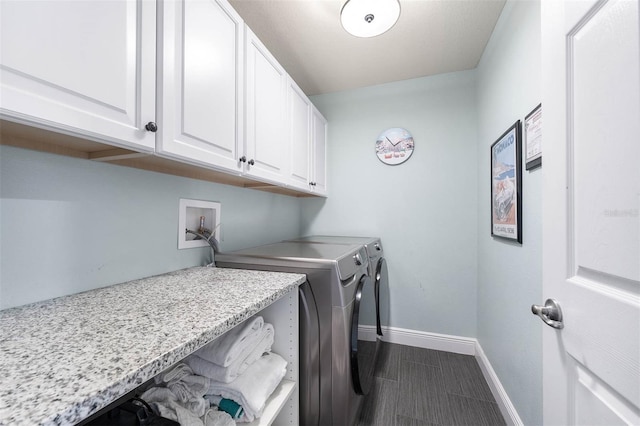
[287,236,389,337]
[215,242,379,426]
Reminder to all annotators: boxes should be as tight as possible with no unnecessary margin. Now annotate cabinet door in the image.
[244,27,288,183]
[0,0,156,151]
[157,0,243,172]
[311,107,328,196]
[287,78,312,191]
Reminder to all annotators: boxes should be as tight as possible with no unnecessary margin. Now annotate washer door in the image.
[375,257,388,336]
[350,274,377,395]
[298,282,320,426]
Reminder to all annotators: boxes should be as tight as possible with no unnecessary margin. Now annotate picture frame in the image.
[524,103,542,170]
[491,121,522,243]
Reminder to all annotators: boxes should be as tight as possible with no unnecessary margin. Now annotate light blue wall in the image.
[0,145,303,309]
[476,1,542,425]
[305,71,479,337]
[1,3,542,421]
[305,2,542,422]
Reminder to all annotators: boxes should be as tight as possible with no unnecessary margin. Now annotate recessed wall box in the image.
[178,198,221,250]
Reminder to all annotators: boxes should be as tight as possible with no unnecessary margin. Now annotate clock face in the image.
[375,127,414,165]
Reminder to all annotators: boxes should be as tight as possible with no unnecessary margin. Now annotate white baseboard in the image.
[359,325,476,354]
[359,325,523,425]
[474,342,523,426]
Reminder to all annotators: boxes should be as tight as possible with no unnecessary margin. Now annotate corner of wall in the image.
[475,341,524,426]
[474,0,542,424]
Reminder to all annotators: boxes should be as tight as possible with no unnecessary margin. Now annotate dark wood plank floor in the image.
[357,342,506,426]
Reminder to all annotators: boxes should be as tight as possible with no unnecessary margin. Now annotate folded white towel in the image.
[196,316,264,367]
[205,352,288,422]
[186,323,274,383]
[237,323,274,371]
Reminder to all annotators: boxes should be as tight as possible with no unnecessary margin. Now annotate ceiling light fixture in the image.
[340,0,400,38]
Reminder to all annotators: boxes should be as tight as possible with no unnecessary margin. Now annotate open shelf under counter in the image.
[248,380,296,426]
[249,287,299,426]
[0,266,304,425]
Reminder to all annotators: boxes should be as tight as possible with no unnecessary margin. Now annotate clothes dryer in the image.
[287,236,389,337]
[215,242,378,426]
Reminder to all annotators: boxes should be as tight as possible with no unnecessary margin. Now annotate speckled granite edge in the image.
[0,267,305,426]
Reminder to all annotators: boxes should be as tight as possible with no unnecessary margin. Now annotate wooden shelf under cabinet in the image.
[0,119,318,198]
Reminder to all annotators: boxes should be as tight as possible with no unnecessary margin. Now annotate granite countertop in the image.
[0,266,305,426]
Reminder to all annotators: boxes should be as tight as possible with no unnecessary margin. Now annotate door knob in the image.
[531,298,564,329]
[145,121,158,132]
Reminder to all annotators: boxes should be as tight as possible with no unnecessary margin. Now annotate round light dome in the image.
[340,0,401,38]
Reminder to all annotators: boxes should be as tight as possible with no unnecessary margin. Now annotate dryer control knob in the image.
[353,253,363,266]
[374,243,381,251]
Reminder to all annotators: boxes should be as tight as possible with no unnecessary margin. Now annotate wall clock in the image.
[375,127,414,165]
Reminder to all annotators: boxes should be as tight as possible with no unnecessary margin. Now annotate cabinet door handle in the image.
[239,156,247,163]
[248,159,255,165]
[145,122,158,132]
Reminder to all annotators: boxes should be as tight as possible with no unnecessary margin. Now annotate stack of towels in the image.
[141,316,287,425]
[186,316,275,383]
[186,316,287,423]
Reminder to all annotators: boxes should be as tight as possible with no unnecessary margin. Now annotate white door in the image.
[244,27,288,184]
[541,0,640,425]
[287,78,312,191]
[311,107,328,195]
[0,0,156,151]
[157,0,243,172]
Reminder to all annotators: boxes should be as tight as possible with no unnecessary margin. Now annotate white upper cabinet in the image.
[287,77,328,195]
[157,0,244,173]
[243,27,288,183]
[0,0,156,151]
[287,77,312,191]
[310,107,328,196]
[0,0,327,196]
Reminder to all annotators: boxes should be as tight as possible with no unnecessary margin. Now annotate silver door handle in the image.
[531,298,564,329]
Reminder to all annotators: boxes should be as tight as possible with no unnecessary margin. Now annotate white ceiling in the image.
[229,0,506,96]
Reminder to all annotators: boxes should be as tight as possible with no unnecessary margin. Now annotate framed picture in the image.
[491,121,522,243]
[524,103,542,170]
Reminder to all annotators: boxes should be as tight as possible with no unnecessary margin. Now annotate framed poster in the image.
[524,103,542,170]
[491,121,522,243]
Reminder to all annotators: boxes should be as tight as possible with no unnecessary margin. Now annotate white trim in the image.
[359,325,476,355]
[357,325,379,342]
[178,198,221,250]
[359,325,523,425]
[475,342,524,426]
